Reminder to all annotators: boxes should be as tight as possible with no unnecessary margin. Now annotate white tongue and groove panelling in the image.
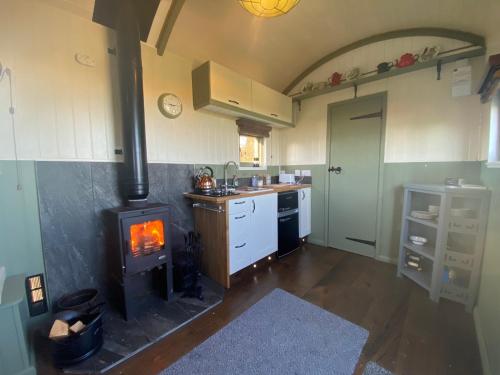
[0,0,281,166]
[280,36,487,165]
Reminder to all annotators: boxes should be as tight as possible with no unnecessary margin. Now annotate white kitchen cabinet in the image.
[299,187,312,238]
[192,61,293,128]
[228,193,277,274]
[209,62,253,111]
[250,193,278,261]
[251,81,293,124]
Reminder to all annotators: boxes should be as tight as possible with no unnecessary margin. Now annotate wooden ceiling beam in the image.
[156,0,186,56]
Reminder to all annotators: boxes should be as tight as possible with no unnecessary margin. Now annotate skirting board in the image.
[375,255,398,265]
[473,306,492,375]
[308,238,326,247]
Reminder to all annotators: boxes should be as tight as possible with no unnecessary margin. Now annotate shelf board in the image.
[403,242,435,261]
[406,216,438,228]
[292,46,486,102]
[402,268,431,291]
[445,248,475,257]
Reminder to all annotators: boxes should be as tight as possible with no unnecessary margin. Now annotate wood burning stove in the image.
[99,0,175,320]
[106,204,174,320]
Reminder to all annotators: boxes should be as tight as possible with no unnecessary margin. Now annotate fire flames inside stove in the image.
[130,219,165,257]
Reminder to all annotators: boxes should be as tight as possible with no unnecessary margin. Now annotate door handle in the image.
[279,217,292,223]
[328,166,342,174]
[235,242,246,248]
[252,200,255,213]
[228,99,240,105]
[302,191,305,200]
[235,215,246,220]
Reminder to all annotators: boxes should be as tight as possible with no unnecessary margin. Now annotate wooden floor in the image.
[103,245,480,375]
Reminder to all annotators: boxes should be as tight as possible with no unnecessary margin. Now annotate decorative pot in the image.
[394,53,417,68]
[377,62,393,74]
[328,72,343,86]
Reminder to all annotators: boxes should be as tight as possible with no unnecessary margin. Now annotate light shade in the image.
[238,0,300,18]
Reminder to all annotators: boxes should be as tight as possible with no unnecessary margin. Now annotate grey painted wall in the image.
[35,161,281,304]
[36,161,196,304]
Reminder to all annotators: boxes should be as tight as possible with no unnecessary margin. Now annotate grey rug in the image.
[363,361,394,375]
[162,288,368,375]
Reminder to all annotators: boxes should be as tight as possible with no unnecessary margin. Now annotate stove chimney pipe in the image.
[116,0,149,204]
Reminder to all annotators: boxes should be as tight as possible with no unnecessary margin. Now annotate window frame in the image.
[487,90,500,168]
[238,134,267,171]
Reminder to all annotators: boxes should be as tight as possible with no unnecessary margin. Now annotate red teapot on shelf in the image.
[394,53,418,68]
[328,72,343,86]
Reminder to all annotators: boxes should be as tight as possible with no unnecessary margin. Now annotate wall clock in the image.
[158,93,182,119]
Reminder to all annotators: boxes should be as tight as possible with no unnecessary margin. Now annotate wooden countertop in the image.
[263,183,312,192]
[184,184,311,204]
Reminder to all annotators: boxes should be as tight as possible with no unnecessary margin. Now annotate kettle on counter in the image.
[194,166,216,192]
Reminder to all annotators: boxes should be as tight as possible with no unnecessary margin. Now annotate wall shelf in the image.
[405,216,438,229]
[292,46,486,102]
[403,242,435,261]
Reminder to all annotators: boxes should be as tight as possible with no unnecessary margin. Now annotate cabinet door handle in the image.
[302,191,305,199]
[252,200,255,213]
[234,201,246,205]
[279,217,292,223]
[270,113,279,117]
[228,99,240,105]
[235,242,246,248]
[235,214,246,220]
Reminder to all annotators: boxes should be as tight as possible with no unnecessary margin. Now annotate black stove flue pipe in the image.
[116,0,149,204]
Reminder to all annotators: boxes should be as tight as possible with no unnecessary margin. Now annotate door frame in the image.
[323,92,388,259]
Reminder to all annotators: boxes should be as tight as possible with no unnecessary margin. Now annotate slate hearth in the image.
[36,276,223,374]
[36,161,196,304]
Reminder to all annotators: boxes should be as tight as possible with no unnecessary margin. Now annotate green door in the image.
[327,95,384,257]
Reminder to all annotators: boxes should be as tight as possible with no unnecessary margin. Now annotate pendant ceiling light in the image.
[238,0,300,18]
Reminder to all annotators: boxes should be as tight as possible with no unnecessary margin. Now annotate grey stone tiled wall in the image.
[36,161,196,304]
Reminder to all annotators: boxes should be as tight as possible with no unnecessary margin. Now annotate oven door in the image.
[278,191,298,212]
[277,210,300,258]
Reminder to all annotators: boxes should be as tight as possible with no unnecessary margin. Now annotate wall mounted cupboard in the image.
[192,61,293,128]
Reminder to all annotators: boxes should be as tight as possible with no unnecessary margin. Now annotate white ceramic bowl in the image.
[409,235,428,246]
[411,210,438,220]
[428,205,440,214]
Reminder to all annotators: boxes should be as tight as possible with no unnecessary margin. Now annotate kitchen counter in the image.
[263,183,312,192]
[184,184,311,203]
[186,183,312,289]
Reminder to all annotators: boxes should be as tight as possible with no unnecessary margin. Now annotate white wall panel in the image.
[281,37,486,165]
[0,0,279,166]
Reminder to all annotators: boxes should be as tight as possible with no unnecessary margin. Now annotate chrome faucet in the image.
[224,161,239,190]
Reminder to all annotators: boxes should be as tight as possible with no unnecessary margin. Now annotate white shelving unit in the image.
[397,184,491,312]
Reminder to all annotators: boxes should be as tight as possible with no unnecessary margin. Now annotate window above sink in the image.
[239,134,267,170]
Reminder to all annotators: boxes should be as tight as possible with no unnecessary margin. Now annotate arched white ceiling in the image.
[167,0,500,91]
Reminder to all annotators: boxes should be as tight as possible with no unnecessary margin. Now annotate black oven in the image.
[277,191,300,258]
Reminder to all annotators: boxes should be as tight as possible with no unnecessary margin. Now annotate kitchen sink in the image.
[235,187,274,194]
